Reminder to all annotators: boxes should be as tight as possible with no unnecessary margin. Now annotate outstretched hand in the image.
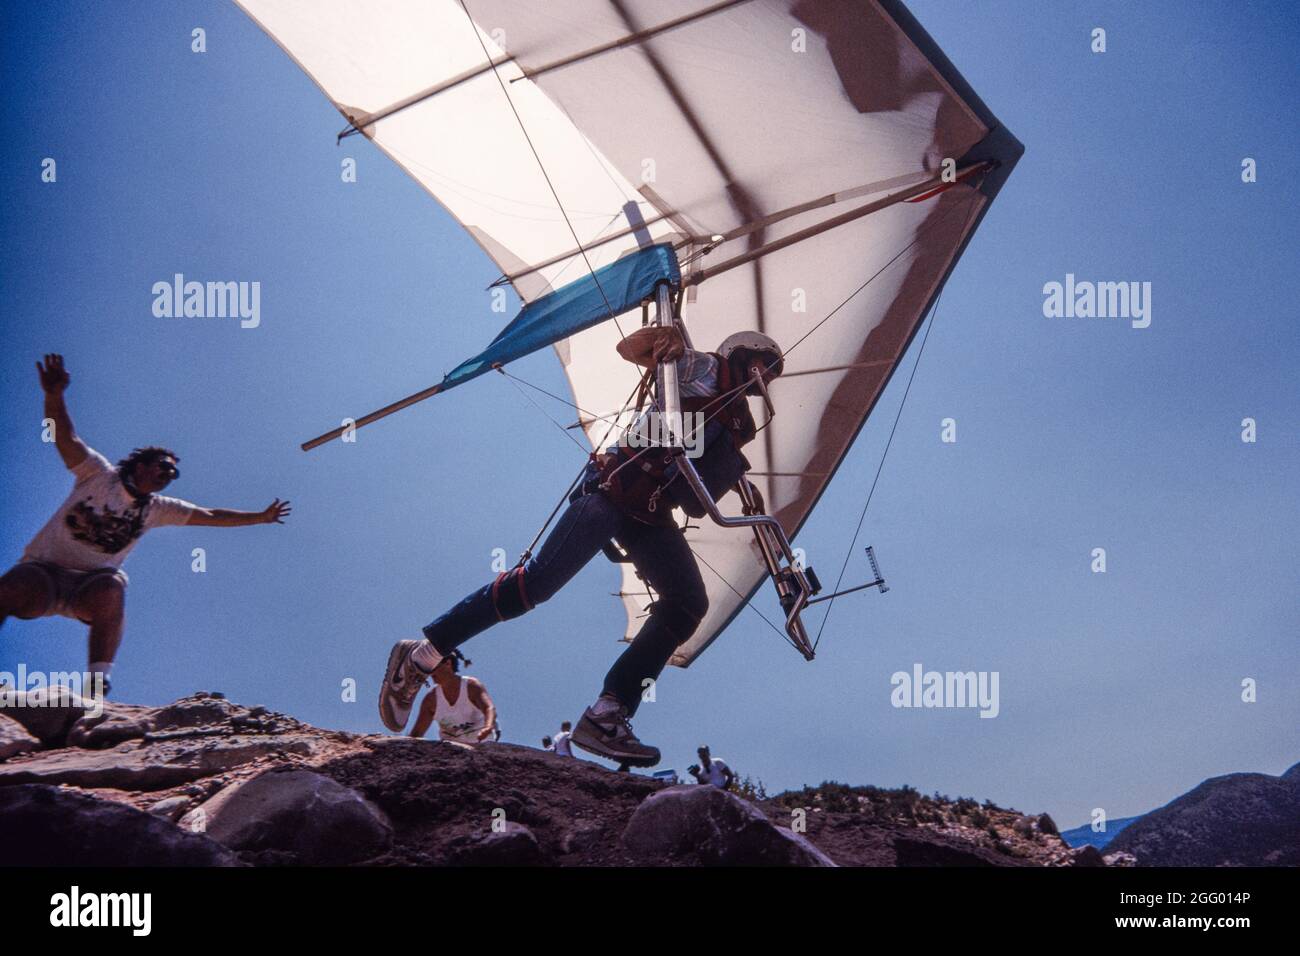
[37,353,70,395]
[261,498,292,524]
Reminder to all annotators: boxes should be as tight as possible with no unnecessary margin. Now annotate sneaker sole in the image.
[378,640,416,733]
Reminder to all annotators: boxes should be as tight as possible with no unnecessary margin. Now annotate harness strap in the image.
[490,566,532,621]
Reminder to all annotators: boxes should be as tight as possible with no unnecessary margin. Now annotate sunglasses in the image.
[156,461,180,479]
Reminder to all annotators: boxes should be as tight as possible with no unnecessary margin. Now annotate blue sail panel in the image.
[441,243,680,392]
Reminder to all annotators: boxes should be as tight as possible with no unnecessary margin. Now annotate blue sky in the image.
[1,1,1296,828]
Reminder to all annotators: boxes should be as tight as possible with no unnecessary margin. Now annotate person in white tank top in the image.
[409,652,496,744]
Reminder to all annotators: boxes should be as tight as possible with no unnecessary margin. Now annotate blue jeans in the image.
[422,489,708,716]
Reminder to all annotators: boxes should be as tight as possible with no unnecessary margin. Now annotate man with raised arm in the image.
[0,354,292,693]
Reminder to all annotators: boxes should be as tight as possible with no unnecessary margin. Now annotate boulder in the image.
[148,795,192,821]
[892,832,1017,866]
[447,822,544,866]
[67,701,157,749]
[1103,850,1138,867]
[1069,844,1107,867]
[0,784,240,866]
[622,785,836,866]
[198,769,393,865]
[0,713,41,760]
[0,688,95,746]
[559,822,606,856]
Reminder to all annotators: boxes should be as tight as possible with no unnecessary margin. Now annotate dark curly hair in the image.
[442,649,471,673]
[116,447,180,480]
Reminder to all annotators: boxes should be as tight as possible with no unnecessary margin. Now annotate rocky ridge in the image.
[0,692,1133,867]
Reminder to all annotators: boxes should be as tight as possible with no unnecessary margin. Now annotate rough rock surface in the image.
[0,713,41,760]
[1069,845,1107,867]
[0,784,240,866]
[195,768,393,865]
[445,822,544,866]
[763,782,1076,866]
[0,692,1164,867]
[0,688,91,746]
[0,734,323,791]
[623,785,835,866]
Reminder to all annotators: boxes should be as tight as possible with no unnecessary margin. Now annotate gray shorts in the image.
[9,561,129,620]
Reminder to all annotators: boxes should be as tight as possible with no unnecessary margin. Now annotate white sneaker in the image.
[378,640,437,732]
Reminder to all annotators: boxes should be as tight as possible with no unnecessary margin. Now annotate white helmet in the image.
[717,331,784,380]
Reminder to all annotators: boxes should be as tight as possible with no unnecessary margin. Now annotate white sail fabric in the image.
[237,0,1019,664]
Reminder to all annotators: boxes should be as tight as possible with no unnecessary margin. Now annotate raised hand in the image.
[37,353,70,394]
[616,326,686,367]
[261,498,293,524]
[651,328,685,364]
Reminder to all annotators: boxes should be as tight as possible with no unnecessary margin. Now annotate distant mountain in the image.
[1060,815,1141,850]
[1106,761,1300,866]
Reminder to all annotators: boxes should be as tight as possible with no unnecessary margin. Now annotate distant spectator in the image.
[552,720,574,757]
[688,746,735,789]
[542,736,554,752]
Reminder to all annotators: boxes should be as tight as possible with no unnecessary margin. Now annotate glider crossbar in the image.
[687,162,992,288]
[338,0,756,141]
[492,169,942,291]
[510,0,757,84]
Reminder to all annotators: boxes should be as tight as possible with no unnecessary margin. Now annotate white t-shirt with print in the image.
[22,450,198,571]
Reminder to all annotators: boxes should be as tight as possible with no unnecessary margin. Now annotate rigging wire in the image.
[499,353,793,649]
[781,194,974,363]
[515,369,654,561]
[810,288,943,652]
[494,365,605,426]
[458,0,628,343]
[494,368,593,454]
[690,544,801,653]
[471,149,982,655]
[495,194,983,654]
[809,196,981,652]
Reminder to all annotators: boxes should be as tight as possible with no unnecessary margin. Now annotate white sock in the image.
[410,641,443,674]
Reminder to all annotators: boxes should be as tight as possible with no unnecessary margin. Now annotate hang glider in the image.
[236,0,1022,665]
